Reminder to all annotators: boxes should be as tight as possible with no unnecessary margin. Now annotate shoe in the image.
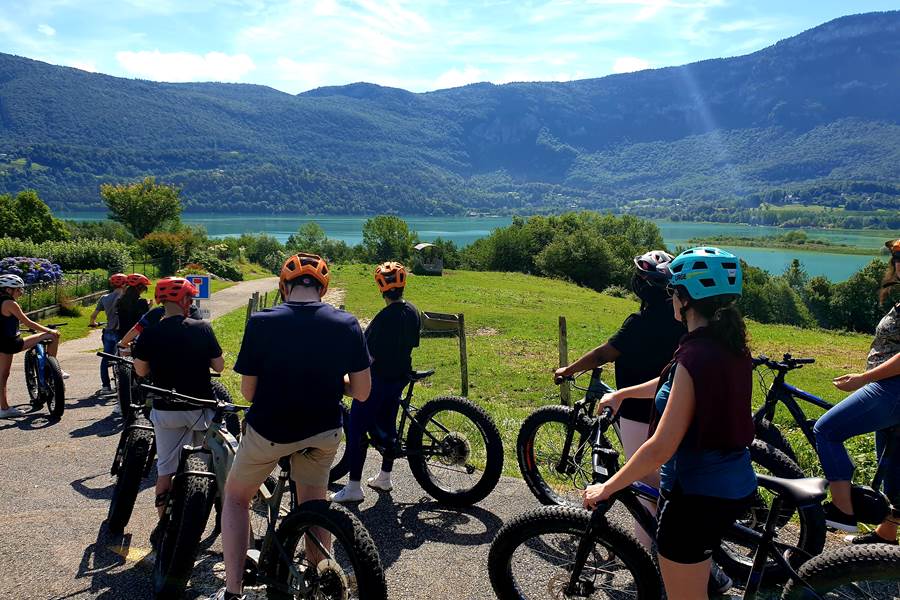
[62,371,71,380]
[845,531,898,545]
[330,485,364,503]
[111,401,121,415]
[707,561,733,596]
[0,407,24,418]
[100,386,113,394]
[149,520,165,551]
[824,502,859,532]
[207,587,246,600]
[367,473,393,491]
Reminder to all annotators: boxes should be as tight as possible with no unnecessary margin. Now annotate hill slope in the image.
[1,11,899,215]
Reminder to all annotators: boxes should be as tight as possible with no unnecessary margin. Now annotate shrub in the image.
[187,251,243,281]
[601,285,636,300]
[0,256,63,284]
[138,230,207,275]
[0,238,129,273]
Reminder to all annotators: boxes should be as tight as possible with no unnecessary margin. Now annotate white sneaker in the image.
[330,485,365,503]
[0,407,24,418]
[207,587,245,600]
[367,473,393,491]
[100,386,113,394]
[62,371,71,380]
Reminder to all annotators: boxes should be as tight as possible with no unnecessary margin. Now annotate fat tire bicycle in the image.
[22,322,66,420]
[143,384,387,600]
[491,408,834,599]
[329,369,504,507]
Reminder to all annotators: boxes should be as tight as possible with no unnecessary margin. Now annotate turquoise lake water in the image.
[61,211,894,281]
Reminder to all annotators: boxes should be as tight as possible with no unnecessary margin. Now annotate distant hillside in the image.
[1,11,900,219]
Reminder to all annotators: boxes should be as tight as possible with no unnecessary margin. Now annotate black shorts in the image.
[0,336,24,355]
[656,485,755,564]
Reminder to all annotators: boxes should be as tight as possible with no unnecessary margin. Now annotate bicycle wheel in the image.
[488,505,660,599]
[406,396,504,506]
[24,350,40,403]
[210,380,241,439]
[517,405,596,508]
[267,499,387,600]
[717,440,825,587]
[43,356,66,419]
[756,417,798,464]
[782,544,900,599]
[107,424,154,534]
[153,453,215,599]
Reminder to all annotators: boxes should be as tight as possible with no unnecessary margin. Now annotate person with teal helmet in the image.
[584,246,756,599]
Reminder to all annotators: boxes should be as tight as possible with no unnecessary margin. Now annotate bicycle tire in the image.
[781,543,900,599]
[517,404,596,508]
[406,396,504,506]
[210,380,241,439]
[328,402,354,483]
[24,350,40,403]
[44,356,65,419]
[267,499,387,600]
[116,362,133,420]
[488,505,661,599]
[717,440,825,587]
[153,453,215,599]
[107,426,154,534]
[756,417,798,464]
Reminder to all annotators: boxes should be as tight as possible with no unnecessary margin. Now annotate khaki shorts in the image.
[150,408,213,476]
[230,424,342,489]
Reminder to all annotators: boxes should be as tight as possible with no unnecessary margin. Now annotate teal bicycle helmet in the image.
[667,247,742,299]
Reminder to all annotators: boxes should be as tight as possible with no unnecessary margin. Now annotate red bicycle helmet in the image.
[126,273,151,288]
[279,253,329,296]
[374,261,407,293]
[109,273,127,287]
[155,277,198,304]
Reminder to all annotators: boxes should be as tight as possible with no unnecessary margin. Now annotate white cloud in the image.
[66,59,97,72]
[116,50,256,82]
[312,0,339,17]
[274,57,332,92]
[612,56,650,73]
[37,23,56,36]
[433,66,484,89]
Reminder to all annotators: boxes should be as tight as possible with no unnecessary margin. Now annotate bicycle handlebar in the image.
[140,383,244,411]
[96,351,132,364]
[19,322,67,333]
[753,353,815,371]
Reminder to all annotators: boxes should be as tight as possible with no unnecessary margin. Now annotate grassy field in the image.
[211,265,879,481]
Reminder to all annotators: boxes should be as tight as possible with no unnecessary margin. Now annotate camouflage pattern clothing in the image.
[867,303,900,371]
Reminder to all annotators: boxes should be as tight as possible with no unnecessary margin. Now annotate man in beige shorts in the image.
[212,253,371,600]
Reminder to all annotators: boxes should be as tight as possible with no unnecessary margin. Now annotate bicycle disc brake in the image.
[313,558,350,600]
[548,573,593,599]
[438,432,471,468]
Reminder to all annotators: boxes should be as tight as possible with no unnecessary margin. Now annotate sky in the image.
[0,1,897,94]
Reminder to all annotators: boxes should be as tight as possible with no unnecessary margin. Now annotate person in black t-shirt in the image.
[116,273,151,339]
[132,277,224,538]
[554,250,684,546]
[332,261,420,503]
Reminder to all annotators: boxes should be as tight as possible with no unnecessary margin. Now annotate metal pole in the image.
[559,316,570,406]
[458,313,469,397]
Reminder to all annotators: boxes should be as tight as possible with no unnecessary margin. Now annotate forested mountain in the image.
[1,11,899,218]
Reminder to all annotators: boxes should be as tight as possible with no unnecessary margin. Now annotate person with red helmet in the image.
[90,273,128,394]
[212,253,371,600]
[132,277,224,546]
[332,261,421,503]
[115,273,150,341]
[116,277,202,350]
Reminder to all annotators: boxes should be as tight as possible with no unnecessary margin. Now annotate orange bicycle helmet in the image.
[126,273,151,288]
[374,261,407,293]
[155,277,198,304]
[279,253,329,297]
[109,273,127,287]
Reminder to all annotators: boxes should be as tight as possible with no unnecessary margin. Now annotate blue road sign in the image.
[186,274,211,300]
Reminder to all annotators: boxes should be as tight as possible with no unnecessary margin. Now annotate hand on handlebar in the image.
[582,483,611,509]
[553,366,572,384]
[595,392,622,417]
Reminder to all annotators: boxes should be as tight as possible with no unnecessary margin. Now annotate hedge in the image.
[0,237,130,273]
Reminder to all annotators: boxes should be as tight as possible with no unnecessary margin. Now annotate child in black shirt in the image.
[332,262,420,503]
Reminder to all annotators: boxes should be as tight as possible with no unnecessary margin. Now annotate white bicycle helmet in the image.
[0,274,25,289]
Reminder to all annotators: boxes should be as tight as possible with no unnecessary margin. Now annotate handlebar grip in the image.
[597,406,615,428]
[794,358,815,365]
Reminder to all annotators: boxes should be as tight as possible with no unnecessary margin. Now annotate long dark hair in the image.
[879,259,899,306]
[678,288,750,356]
[116,285,145,317]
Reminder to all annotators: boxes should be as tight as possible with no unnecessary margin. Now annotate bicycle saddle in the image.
[408,370,435,381]
[756,474,828,507]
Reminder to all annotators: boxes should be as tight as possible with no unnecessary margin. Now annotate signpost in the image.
[187,274,211,319]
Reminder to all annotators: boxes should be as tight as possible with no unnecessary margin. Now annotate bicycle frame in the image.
[554,367,614,476]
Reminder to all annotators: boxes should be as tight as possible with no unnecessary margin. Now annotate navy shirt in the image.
[366,300,420,382]
[234,301,371,444]
[137,304,201,332]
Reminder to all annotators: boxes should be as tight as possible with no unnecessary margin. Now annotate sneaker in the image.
[366,473,393,492]
[207,587,246,600]
[111,401,121,415]
[845,531,898,545]
[707,561,733,596]
[62,371,71,380]
[824,502,859,532]
[330,485,364,503]
[0,407,24,418]
[100,386,114,395]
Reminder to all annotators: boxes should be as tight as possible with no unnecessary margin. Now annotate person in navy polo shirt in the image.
[211,253,371,600]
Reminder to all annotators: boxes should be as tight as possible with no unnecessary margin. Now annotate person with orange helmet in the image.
[117,277,202,351]
[213,253,371,600]
[332,261,421,503]
[90,273,128,394]
[132,277,224,547]
[115,273,151,341]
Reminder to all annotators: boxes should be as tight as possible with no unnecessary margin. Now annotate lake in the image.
[61,211,893,281]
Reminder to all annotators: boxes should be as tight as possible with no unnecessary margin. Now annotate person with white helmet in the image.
[0,274,62,418]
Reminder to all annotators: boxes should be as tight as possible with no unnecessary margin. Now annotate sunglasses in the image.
[893,252,900,262]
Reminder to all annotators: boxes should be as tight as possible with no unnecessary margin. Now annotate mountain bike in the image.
[142,383,387,600]
[329,369,504,506]
[489,408,831,599]
[22,322,66,419]
[753,353,900,527]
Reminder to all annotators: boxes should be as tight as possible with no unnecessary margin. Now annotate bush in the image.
[65,220,135,244]
[0,238,129,273]
[138,229,207,275]
[601,285,636,300]
[0,256,63,284]
[187,251,243,281]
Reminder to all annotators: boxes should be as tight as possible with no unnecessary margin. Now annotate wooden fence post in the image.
[262,292,268,308]
[559,315,570,406]
[458,313,469,397]
[245,297,255,325]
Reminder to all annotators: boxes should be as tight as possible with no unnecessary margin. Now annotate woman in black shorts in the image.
[584,247,756,599]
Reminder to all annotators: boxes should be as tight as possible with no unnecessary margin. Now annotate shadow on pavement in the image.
[0,406,59,431]
[70,410,121,439]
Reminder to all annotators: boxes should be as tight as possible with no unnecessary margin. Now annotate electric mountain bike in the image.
[22,322,66,419]
[143,384,387,600]
[329,368,504,506]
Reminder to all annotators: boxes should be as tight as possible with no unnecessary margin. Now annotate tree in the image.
[782,259,809,292]
[101,176,182,239]
[287,222,327,255]
[361,215,418,263]
[0,190,69,243]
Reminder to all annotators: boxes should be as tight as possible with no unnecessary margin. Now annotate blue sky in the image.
[1,1,896,94]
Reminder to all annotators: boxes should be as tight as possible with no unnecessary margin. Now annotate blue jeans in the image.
[346,377,408,481]
[813,376,900,504]
[100,330,120,388]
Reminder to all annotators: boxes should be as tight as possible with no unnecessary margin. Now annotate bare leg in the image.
[296,483,330,565]
[659,555,710,600]
[874,519,898,541]
[222,476,259,595]
[619,417,659,548]
[155,474,174,518]
[0,353,12,410]
[830,480,853,515]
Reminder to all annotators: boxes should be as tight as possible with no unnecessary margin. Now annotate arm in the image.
[89,307,101,327]
[134,358,151,378]
[595,376,661,415]
[240,375,257,403]
[584,367,695,507]
[345,368,372,402]
[6,302,56,334]
[834,352,900,391]
[556,343,621,379]
[209,355,225,373]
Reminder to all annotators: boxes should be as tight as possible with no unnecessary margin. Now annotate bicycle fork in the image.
[565,507,608,596]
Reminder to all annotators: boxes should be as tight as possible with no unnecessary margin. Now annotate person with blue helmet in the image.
[583,247,757,599]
